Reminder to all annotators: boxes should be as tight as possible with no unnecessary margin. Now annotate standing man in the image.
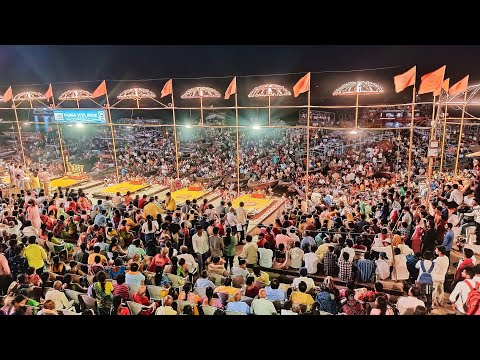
[192,225,209,271]
[449,266,477,315]
[236,202,248,243]
[38,167,51,197]
[432,245,450,308]
[442,223,454,258]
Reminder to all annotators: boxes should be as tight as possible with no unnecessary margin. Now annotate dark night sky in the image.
[0,45,479,85]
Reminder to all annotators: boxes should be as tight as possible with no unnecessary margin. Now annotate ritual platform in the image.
[232,194,274,219]
[93,180,150,198]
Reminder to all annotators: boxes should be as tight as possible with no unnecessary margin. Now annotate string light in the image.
[248,84,291,97]
[59,89,93,101]
[332,81,384,96]
[117,88,156,100]
[13,91,46,101]
[181,87,220,99]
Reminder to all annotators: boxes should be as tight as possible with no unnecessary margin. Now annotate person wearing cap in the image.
[292,267,315,291]
[375,252,391,280]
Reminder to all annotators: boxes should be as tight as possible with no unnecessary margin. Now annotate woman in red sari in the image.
[411,218,424,254]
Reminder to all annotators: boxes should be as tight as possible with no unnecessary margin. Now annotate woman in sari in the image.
[92,271,113,315]
[26,199,41,230]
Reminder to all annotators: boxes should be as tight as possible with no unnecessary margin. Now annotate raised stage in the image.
[171,187,208,205]
[232,194,274,219]
[93,180,150,198]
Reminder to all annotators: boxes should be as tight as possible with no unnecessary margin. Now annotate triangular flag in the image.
[448,75,469,96]
[393,66,416,93]
[293,72,311,97]
[161,79,173,98]
[224,77,237,100]
[44,83,53,100]
[418,65,446,95]
[92,80,107,98]
[434,78,450,96]
[2,86,12,102]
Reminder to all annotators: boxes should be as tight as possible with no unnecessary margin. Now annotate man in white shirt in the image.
[231,258,250,279]
[45,281,75,311]
[177,245,198,274]
[235,202,248,242]
[340,239,355,261]
[38,167,51,195]
[288,241,304,269]
[112,192,123,207]
[449,266,477,315]
[432,245,450,307]
[292,267,315,291]
[396,286,425,315]
[287,227,300,243]
[460,198,480,236]
[250,289,277,315]
[303,245,320,275]
[448,184,464,207]
[257,242,274,268]
[192,225,209,271]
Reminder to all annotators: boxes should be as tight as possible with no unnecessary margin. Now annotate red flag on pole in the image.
[293,72,311,97]
[433,78,450,96]
[92,80,107,98]
[224,77,237,100]
[44,83,53,100]
[418,65,446,95]
[448,75,469,96]
[2,86,12,102]
[161,79,173,98]
[393,66,416,93]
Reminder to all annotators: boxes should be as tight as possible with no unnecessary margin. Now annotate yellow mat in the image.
[99,181,149,196]
[171,187,207,203]
[50,177,79,188]
[1,176,10,185]
[232,194,273,214]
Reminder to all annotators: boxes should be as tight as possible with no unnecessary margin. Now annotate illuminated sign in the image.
[52,109,107,124]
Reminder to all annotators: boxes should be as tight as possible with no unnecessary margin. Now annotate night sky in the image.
[0,45,479,86]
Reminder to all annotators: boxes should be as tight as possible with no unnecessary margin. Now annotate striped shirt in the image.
[113,283,130,301]
[357,259,376,283]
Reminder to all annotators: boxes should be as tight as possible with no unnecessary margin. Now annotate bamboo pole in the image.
[235,86,241,196]
[268,95,271,127]
[454,91,469,176]
[439,100,449,172]
[12,100,27,168]
[200,96,204,126]
[171,85,180,179]
[49,90,67,174]
[407,86,416,188]
[305,88,311,202]
[354,94,359,128]
[105,85,120,180]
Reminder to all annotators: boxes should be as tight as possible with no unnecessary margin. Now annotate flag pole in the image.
[235,84,241,197]
[354,94,359,129]
[305,85,311,202]
[439,96,449,173]
[454,91,468,176]
[407,85,416,188]
[171,85,180,179]
[200,96,204,126]
[268,95,271,127]
[50,92,67,174]
[105,83,120,180]
[12,98,27,168]
[429,95,437,141]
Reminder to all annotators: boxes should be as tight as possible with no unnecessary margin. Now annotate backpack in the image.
[418,261,434,285]
[464,281,480,315]
[316,291,338,315]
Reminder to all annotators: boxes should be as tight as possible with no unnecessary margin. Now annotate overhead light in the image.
[349,130,358,135]
[24,121,31,125]
[76,123,84,128]
[252,124,260,130]
[185,124,192,129]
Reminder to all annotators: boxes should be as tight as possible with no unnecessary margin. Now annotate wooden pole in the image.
[268,95,271,127]
[305,88,311,202]
[454,91,468,176]
[105,85,120,180]
[425,94,438,207]
[235,85,241,196]
[171,86,180,179]
[12,100,27,168]
[407,86,416,188]
[50,89,67,174]
[354,94,359,128]
[439,100,449,172]
[200,96,204,126]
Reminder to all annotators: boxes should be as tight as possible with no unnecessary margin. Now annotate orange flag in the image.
[418,65,446,95]
[92,80,107,98]
[44,83,53,100]
[2,86,12,102]
[161,79,173,98]
[293,72,311,97]
[224,77,237,100]
[448,75,469,96]
[433,78,450,96]
[393,66,416,93]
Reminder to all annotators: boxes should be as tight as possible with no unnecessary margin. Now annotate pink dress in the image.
[411,225,424,254]
[27,204,42,230]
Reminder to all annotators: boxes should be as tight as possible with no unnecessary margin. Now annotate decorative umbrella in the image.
[13,91,46,108]
[248,84,291,126]
[117,87,156,108]
[181,86,220,125]
[332,81,384,128]
[58,89,93,108]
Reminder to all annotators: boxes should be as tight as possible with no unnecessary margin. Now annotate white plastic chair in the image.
[225,310,246,315]
[201,305,218,315]
[147,285,169,301]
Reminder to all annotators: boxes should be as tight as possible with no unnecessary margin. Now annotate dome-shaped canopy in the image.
[181,87,220,99]
[333,81,384,96]
[248,84,291,97]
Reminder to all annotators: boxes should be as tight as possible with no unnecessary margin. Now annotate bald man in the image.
[225,291,250,315]
[251,288,277,315]
[45,280,75,311]
[155,295,177,315]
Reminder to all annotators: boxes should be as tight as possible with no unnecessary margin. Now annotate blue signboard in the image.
[52,109,107,124]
